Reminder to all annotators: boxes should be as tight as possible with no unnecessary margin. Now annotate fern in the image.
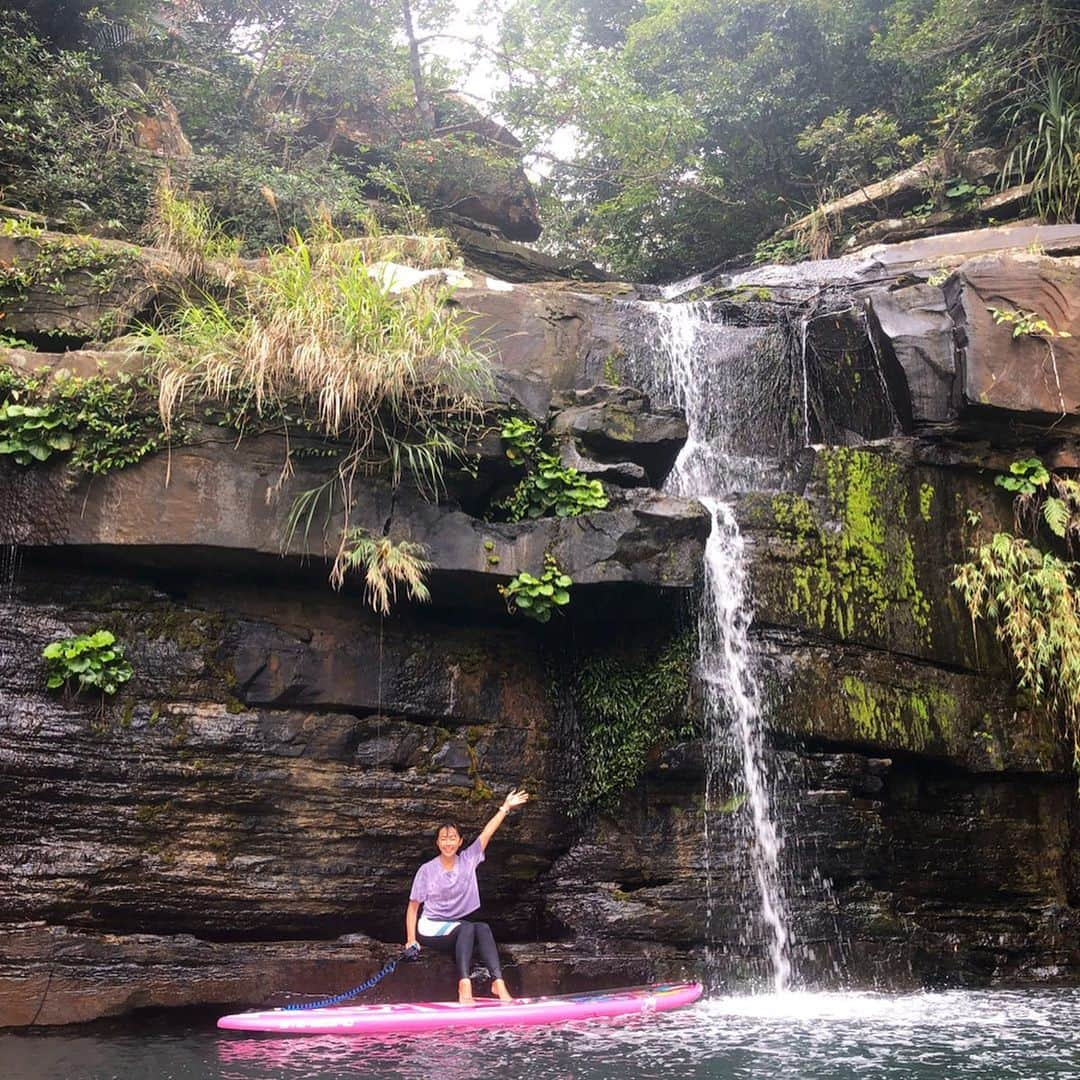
[954,533,1080,771]
[1044,496,1070,538]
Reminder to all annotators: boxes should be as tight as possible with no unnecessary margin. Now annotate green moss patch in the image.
[774,448,932,643]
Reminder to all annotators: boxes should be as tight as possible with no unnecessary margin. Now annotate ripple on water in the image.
[2,991,1080,1080]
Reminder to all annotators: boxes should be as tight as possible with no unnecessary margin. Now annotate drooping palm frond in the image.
[342,529,432,613]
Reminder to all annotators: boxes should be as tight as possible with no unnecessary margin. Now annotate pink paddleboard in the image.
[217,981,702,1036]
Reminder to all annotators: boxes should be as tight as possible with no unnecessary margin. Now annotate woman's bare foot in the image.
[491,978,513,1002]
[458,978,475,1005]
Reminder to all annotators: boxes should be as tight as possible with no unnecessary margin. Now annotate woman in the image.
[405,789,529,1004]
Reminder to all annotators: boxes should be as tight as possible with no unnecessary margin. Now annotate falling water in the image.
[0,544,20,602]
[647,301,792,992]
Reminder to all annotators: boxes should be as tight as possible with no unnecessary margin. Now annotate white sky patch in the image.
[421,0,577,180]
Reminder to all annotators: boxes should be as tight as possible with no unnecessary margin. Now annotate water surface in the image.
[3,989,1079,1079]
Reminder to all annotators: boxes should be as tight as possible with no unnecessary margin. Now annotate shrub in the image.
[42,629,133,696]
[0,367,160,473]
[0,12,154,233]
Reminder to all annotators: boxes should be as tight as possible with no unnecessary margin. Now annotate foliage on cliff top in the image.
[494,0,1078,279]
[138,227,490,585]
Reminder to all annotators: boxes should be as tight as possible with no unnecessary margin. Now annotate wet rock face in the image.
[0,571,569,945]
[739,442,1012,670]
[0,563,701,1025]
[546,749,1080,990]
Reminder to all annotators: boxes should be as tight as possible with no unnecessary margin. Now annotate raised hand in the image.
[501,789,530,811]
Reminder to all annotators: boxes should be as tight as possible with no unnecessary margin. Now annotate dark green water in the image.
[2,990,1079,1079]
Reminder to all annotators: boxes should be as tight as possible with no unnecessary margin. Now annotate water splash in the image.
[647,301,792,991]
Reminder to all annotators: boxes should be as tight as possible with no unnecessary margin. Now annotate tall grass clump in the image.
[139,230,491,587]
[146,177,241,278]
[1003,69,1080,223]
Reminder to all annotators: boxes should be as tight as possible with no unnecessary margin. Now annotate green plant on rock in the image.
[994,458,1080,550]
[342,529,432,615]
[953,533,1080,767]
[752,236,809,267]
[501,452,608,520]
[571,630,696,811]
[42,629,133,697]
[0,328,36,350]
[0,399,75,464]
[59,373,162,474]
[500,416,541,463]
[0,367,161,473]
[988,306,1072,340]
[499,554,572,623]
[995,456,1051,495]
[497,416,608,521]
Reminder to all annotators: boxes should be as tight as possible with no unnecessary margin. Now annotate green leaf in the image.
[1044,497,1069,538]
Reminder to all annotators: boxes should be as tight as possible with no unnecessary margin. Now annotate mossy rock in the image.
[741,443,1012,672]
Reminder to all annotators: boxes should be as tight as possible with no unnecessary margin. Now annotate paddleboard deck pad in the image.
[217,981,702,1035]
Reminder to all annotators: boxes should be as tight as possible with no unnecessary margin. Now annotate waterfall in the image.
[1,543,20,602]
[647,301,793,992]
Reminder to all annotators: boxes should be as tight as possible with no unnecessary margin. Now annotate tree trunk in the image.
[402,0,436,131]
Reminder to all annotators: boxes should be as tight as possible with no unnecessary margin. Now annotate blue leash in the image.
[282,944,420,1011]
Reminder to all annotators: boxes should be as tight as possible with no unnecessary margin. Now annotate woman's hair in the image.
[435,821,462,841]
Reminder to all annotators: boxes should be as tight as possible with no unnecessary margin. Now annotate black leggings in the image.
[418,919,503,982]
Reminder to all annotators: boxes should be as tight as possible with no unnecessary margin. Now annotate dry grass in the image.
[342,530,432,612]
[138,229,491,591]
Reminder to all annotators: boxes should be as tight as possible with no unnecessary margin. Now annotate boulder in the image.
[866,283,956,426]
[550,386,688,487]
[0,230,180,342]
[948,254,1080,420]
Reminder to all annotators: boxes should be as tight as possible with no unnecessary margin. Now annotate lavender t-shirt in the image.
[409,837,485,920]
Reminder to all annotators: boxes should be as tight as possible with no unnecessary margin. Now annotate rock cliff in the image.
[3,223,1080,1026]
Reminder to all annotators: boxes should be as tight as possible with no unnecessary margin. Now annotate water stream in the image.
[647,301,793,991]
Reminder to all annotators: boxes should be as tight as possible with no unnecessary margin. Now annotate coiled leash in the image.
[282,943,420,1011]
